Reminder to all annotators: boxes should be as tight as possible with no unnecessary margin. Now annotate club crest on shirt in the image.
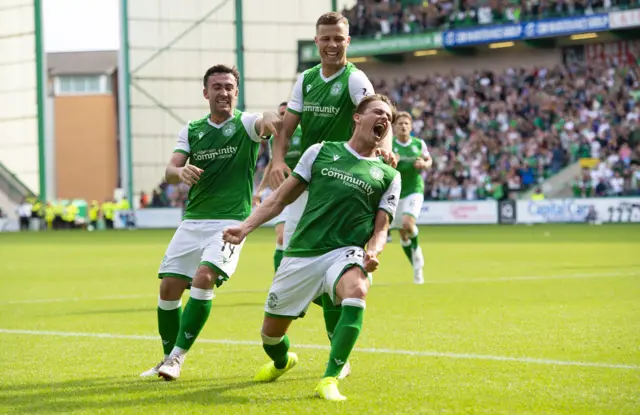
[330,82,343,96]
[369,166,384,181]
[222,122,236,137]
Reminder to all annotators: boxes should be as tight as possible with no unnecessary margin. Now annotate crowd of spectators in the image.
[342,0,640,38]
[373,61,640,200]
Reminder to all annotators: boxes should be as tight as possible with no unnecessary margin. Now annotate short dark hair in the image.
[355,94,396,123]
[316,12,349,29]
[203,64,240,88]
[395,111,412,123]
[279,101,287,107]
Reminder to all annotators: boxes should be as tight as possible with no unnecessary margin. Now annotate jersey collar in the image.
[207,112,236,129]
[394,137,413,147]
[319,65,347,83]
[343,142,379,161]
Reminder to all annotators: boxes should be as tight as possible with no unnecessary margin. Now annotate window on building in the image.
[55,75,111,95]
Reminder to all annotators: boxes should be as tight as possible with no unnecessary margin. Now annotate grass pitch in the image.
[0,224,638,414]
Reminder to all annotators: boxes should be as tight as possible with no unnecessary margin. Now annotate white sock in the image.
[168,346,187,361]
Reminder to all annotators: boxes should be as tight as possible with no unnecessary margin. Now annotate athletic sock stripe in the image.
[342,298,366,309]
[261,332,284,345]
[158,298,182,310]
[190,287,214,301]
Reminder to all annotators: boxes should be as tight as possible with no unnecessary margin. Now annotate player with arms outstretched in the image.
[268,11,396,378]
[391,112,432,284]
[224,94,401,401]
[140,64,280,380]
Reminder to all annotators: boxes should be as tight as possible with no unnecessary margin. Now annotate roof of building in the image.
[47,50,118,76]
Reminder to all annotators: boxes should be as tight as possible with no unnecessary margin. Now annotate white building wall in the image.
[127,0,353,194]
[0,1,39,193]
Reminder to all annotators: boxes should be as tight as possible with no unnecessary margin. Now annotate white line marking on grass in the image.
[0,328,637,371]
[2,271,638,305]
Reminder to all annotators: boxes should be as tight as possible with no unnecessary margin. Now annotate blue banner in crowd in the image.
[444,13,610,47]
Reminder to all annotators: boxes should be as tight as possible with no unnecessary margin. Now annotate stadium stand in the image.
[341,0,639,38]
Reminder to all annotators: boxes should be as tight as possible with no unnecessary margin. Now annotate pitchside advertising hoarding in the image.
[3,198,639,231]
[515,197,640,224]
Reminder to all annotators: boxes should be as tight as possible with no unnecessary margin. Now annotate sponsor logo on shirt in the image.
[302,103,339,117]
[192,146,237,161]
[321,167,375,196]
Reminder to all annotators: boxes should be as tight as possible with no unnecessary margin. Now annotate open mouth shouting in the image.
[373,122,387,140]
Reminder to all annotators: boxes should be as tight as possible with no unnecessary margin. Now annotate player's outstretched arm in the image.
[223,176,307,245]
[269,111,300,189]
[254,112,282,138]
[253,162,272,206]
[364,210,391,273]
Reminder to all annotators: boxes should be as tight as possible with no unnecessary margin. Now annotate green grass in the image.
[0,225,639,414]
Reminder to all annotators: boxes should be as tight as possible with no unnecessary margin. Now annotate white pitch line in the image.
[2,271,638,305]
[0,328,637,370]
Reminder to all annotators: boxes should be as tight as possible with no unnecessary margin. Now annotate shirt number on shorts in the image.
[345,248,364,259]
[221,242,236,258]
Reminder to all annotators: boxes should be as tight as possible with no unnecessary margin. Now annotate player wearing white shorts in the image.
[140,64,279,380]
[253,102,302,272]
[391,112,433,284]
[268,12,397,380]
[224,94,401,401]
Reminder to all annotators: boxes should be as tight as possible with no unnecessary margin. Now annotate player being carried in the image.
[268,11,397,379]
[140,64,279,380]
[253,101,302,272]
[391,112,432,284]
[224,94,401,401]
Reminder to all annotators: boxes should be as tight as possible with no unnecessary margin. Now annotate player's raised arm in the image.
[270,75,303,188]
[165,123,203,185]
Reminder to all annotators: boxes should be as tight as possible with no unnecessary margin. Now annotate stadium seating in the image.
[341,0,637,38]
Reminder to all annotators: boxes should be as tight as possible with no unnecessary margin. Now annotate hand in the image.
[223,225,249,245]
[269,160,291,189]
[260,112,282,138]
[363,250,380,273]
[252,194,261,208]
[376,148,398,168]
[179,165,203,186]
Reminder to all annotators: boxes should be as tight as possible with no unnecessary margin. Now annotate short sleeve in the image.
[174,123,190,155]
[348,70,375,106]
[379,173,401,221]
[292,143,324,183]
[287,73,304,115]
[241,112,263,143]
[421,140,430,158]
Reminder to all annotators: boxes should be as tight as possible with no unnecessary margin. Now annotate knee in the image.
[338,269,370,301]
[192,265,216,288]
[402,218,415,233]
[159,278,187,300]
[347,282,369,300]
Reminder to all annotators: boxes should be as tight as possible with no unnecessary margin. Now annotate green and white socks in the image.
[157,297,182,357]
[262,333,291,369]
[401,225,421,266]
[168,287,214,360]
[324,298,365,378]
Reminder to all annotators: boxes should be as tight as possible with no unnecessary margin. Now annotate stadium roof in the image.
[47,51,118,76]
